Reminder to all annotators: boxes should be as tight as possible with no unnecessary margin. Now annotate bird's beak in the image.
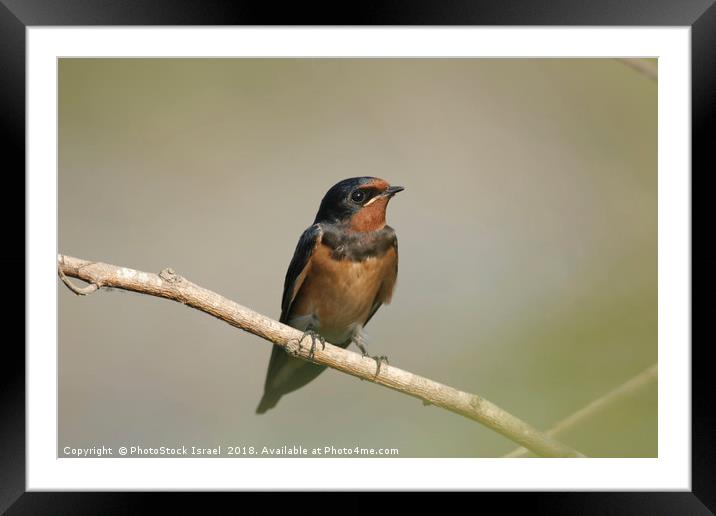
[384,185,405,197]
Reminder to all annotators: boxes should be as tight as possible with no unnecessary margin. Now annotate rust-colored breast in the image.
[290,243,397,341]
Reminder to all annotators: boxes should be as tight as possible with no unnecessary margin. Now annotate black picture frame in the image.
[2,1,707,512]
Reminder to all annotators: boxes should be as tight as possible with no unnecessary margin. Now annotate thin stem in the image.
[617,58,658,81]
[504,364,657,458]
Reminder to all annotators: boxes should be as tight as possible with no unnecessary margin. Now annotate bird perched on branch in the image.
[256,177,404,414]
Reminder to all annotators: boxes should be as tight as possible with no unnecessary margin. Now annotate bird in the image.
[256,177,404,414]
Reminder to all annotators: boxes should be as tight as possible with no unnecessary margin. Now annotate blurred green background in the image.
[58,58,657,458]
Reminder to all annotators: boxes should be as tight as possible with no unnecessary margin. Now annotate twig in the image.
[57,263,99,295]
[57,253,585,458]
[504,364,658,458]
[617,58,658,81]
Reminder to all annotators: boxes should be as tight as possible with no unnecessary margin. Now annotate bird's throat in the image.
[349,196,389,232]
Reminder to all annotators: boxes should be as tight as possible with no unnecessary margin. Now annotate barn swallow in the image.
[256,177,403,414]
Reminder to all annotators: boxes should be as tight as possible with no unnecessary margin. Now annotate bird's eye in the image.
[351,190,366,203]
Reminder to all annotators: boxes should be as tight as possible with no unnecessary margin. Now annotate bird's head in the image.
[314,177,404,231]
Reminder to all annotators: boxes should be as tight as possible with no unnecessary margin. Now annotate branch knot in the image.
[159,267,180,283]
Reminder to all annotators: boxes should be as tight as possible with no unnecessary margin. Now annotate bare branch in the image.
[504,364,657,458]
[58,253,585,458]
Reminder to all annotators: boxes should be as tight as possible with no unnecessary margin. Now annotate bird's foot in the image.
[298,328,326,360]
[362,351,389,377]
[353,337,388,376]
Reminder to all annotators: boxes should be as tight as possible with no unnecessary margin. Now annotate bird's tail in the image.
[255,391,282,414]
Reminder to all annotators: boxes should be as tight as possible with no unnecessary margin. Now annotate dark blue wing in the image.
[257,224,323,413]
[279,223,322,324]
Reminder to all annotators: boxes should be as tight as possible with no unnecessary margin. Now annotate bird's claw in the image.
[354,337,388,376]
[298,328,326,359]
[362,351,389,376]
